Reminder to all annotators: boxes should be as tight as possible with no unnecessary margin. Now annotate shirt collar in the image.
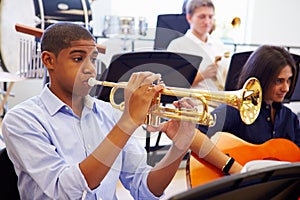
[262,100,283,110]
[40,84,98,116]
[186,29,212,45]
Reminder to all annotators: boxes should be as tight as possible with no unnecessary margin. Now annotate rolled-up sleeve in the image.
[119,136,164,200]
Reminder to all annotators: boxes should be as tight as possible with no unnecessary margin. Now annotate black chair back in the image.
[154,14,189,50]
[0,148,20,199]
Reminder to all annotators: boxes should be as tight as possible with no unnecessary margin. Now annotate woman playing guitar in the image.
[186,45,300,187]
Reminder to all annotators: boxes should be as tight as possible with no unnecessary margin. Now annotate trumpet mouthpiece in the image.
[88,78,97,86]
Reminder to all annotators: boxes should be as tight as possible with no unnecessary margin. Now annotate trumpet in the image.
[88,77,262,127]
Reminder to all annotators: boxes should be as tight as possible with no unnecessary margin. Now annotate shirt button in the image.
[267,117,271,121]
[266,105,270,109]
[87,144,91,149]
[273,131,276,135]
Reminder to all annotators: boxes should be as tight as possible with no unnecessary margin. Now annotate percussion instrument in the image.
[1,0,94,76]
[102,15,120,37]
[119,16,135,35]
[138,17,148,36]
[88,77,262,127]
[0,71,25,115]
[15,23,106,54]
[0,71,25,83]
[0,0,36,74]
[33,0,92,31]
[102,16,136,37]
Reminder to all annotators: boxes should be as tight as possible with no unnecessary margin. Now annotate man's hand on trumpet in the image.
[200,63,219,80]
[118,72,164,134]
[147,98,197,151]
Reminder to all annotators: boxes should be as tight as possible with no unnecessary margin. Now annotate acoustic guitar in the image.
[186,132,300,188]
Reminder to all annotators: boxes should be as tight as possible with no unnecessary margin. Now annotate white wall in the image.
[245,0,300,47]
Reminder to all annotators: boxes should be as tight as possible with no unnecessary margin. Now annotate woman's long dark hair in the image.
[237,45,297,100]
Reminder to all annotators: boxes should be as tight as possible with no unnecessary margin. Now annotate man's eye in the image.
[199,15,206,19]
[91,57,97,64]
[73,57,83,62]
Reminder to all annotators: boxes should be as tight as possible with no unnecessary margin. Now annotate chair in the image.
[169,162,300,200]
[224,51,300,102]
[224,51,252,91]
[0,148,20,199]
[154,14,189,50]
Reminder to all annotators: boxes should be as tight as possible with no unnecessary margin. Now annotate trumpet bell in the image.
[239,78,262,125]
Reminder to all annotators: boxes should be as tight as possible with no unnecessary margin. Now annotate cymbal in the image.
[0,71,25,82]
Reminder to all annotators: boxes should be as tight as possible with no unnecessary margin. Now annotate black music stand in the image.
[169,162,300,200]
[224,51,300,102]
[154,14,190,50]
[96,51,202,104]
[95,51,202,166]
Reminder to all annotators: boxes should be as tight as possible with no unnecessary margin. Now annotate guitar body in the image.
[187,132,300,188]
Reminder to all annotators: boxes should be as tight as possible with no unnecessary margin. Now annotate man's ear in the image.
[41,51,55,70]
[186,14,192,25]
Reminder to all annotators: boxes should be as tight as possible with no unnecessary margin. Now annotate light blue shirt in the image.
[2,85,161,200]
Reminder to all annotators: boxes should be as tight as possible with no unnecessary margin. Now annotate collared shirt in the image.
[198,101,300,147]
[167,29,229,91]
[2,85,160,200]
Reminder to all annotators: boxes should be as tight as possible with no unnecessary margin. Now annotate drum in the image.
[102,15,120,37]
[102,16,136,38]
[0,0,93,76]
[138,17,148,36]
[33,0,92,30]
[0,0,36,74]
[119,16,135,35]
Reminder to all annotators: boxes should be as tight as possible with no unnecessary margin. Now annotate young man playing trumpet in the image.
[2,22,241,199]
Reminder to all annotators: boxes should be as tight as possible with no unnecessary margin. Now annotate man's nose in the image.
[83,59,96,74]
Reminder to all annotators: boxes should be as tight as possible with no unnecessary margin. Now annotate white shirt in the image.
[168,30,230,91]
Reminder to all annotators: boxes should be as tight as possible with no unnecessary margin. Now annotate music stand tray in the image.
[169,163,300,200]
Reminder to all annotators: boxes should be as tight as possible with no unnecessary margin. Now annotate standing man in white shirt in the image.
[168,0,230,91]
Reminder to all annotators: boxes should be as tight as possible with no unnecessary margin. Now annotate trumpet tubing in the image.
[88,77,262,126]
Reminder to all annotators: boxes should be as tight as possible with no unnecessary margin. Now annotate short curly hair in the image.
[41,22,95,57]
